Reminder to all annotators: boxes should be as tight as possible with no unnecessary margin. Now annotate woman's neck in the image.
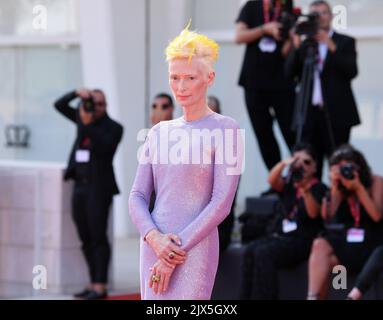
[182,101,212,122]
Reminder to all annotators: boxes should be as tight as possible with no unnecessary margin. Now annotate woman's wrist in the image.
[145,229,159,244]
[259,25,265,36]
[355,183,366,197]
[302,187,311,195]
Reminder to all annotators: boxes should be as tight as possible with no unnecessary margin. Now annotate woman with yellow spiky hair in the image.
[129,23,243,299]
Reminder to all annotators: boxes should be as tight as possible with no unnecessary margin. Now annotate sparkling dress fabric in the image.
[129,112,242,300]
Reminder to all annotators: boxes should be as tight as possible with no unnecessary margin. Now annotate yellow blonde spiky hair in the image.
[165,20,219,64]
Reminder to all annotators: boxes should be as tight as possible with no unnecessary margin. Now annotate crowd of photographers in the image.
[236,0,383,300]
[49,0,383,300]
[239,143,383,300]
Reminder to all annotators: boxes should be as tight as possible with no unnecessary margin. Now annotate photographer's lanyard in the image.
[348,196,361,228]
[288,178,319,219]
[80,137,90,148]
[263,0,281,23]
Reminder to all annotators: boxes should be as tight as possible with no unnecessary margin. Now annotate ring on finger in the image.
[151,274,160,282]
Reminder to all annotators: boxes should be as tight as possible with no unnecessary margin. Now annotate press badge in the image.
[75,150,90,163]
[282,219,298,233]
[259,37,277,53]
[347,228,365,243]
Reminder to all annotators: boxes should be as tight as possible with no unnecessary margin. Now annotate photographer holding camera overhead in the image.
[235,0,296,181]
[54,88,123,299]
[307,144,383,300]
[285,0,360,179]
[240,143,327,299]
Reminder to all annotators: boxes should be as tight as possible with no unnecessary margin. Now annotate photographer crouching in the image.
[307,144,383,299]
[240,143,327,299]
[54,89,123,299]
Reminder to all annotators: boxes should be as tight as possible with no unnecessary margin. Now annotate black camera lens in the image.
[340,163,355,180]
[291,166,304,183]
[83,97,95,113]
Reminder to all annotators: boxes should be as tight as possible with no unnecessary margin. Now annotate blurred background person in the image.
[307,144,383,300]
[235,0,296,179]
[207,95,221,114]
[285,0,360,179]
[240,143,327,299]
[150,92,174,126]
[347,245,383,300]
[54,88,123,299]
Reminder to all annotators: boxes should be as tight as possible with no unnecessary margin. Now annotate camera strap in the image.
[263,0,281,23]
[347,196,361,228]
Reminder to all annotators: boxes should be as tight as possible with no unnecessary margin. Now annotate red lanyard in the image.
[81,137,90,148]
[263,0,281,24]
[348,196,361,228]
[289,178,319,219]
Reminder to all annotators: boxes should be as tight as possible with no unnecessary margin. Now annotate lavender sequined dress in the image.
[129,112,242,300]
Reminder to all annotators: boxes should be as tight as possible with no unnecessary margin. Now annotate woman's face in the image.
[168,58,214,108]
[293,150,316,178]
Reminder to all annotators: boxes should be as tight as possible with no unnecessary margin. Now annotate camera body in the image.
[289,165,305,183]
[277,0,320,41]
[340,163,356,180]
[295,12,320,38]
[82,97,95,113]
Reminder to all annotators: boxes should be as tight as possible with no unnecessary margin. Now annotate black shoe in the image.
[84,290,108,300]
[73,288,91,298]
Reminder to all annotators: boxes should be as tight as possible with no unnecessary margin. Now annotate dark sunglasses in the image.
[152,103,171,110]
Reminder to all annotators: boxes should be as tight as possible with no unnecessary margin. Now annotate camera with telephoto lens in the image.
[82,97,95,113]
[340,163,356,180]
[277,0,320,41]
[294,12,320,38]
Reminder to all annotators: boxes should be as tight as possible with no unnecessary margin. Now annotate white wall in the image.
[79,0,148,237]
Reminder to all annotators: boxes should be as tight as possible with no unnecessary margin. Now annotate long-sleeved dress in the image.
[129,112,242,299]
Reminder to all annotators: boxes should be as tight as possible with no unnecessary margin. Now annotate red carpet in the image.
[106,293,141,300]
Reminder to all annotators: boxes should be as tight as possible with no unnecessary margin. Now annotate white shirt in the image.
[312,29,334,107]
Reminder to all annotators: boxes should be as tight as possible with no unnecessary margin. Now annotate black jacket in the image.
[285,32,360,129]
[237,0,291,90]
[54,91,123,195]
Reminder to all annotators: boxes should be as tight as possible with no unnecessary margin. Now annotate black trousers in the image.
[355,245,383,294]
[72,184,112,284]
[303,107,351,179]
[240,234,313,299]
[244,88,296,171]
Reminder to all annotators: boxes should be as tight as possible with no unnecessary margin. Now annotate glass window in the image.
[0,46,82,162]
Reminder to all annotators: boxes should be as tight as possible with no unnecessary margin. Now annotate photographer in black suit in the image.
[286,0,360,178]
[54,88,123,299]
